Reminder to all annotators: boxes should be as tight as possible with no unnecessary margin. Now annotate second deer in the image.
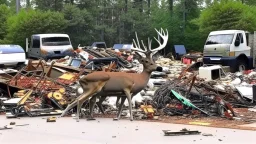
[60,28,168,121]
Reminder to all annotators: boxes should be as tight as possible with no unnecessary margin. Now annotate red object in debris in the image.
[182,57,192,65]
[244,70,252,75]
[88,55,94,59]
[251,80,256,84]
[127,55,133,62]
[176,103,183,109]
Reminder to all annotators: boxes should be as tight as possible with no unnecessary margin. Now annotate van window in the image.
[32,36,40,48]
[206,34,234,45]
[42,37,71,46]
[236,33,244,43]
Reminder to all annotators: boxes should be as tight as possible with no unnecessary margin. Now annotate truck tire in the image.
[236,59,247,72]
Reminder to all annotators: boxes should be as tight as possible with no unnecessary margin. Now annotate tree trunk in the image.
[169,0,173,16]
[148,0,150,16]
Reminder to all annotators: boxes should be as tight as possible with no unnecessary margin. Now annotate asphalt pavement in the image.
[0,116,255,144]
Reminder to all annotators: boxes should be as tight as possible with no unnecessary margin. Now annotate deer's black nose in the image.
[156,66,163,72]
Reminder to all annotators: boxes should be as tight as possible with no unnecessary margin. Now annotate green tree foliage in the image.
[0,0,7,5]
[243,0,256,5]
[3,0,256,52]
[197,1,256,33]
[6,9,67,48]
[34,0,64,11]
[62,4,94,47]
[0,4,12,43]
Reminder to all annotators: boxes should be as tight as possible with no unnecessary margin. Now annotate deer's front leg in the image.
[124,90,133,121]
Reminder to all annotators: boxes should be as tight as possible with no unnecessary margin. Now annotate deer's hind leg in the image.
[85,81,108,121]
[113,96,126,121]
[96,96,107,115]
[60,99,78,117]
[87,94,99,120]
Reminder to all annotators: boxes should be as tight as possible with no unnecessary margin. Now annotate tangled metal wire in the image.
[152,79,184,109]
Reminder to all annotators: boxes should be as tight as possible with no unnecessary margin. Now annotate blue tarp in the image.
[174,45,187,55]
[113,44,133,50]
[0,45,24,54]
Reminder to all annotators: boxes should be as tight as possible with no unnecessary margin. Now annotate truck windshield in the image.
[205,34,234,45]
[42,37,71,46]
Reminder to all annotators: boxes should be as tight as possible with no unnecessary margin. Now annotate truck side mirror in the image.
[235,39,240,47]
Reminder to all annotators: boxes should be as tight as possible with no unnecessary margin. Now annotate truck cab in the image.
[27,34,74,60]
[203,30,253,72]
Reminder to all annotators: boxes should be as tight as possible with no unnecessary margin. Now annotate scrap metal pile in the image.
[0,51,140,118]
[0,46,256,121]
[151,63,256,120]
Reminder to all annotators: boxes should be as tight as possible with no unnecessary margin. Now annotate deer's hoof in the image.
[130,119,133,121]
[87,118,96,121]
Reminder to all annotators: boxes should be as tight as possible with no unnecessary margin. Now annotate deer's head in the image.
[131,28,168,73]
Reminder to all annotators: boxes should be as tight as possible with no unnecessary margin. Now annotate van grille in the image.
[54,51,61,54]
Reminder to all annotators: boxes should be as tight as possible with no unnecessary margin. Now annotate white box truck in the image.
[203,30,256,73]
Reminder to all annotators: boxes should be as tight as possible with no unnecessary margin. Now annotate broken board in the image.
[163,130,201,136]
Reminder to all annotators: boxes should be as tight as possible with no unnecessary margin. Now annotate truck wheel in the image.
[237,59,247,72]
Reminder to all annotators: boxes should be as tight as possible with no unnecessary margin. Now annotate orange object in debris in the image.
[140,105,154,118]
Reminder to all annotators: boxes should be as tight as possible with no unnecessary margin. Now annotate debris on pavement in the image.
[202,133,213,136]
[47,117,57,122]
[0,125,12,130]
[15,124,29,127]
[10,122,15,125]
[163,128,201,136]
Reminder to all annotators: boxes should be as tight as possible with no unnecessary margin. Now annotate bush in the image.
[6,9,67,49]
[0,4,12,40]
[196,1,256,33]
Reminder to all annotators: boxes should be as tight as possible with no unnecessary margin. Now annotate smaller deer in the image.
[60,28,168,121]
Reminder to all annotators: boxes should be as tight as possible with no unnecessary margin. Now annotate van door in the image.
[29,36,41,58]
[233,33,250,56]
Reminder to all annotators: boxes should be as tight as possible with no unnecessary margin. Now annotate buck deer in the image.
[60,28,168,121]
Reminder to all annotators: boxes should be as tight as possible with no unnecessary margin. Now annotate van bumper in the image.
[43,52,75,60]
[203,56,253,72]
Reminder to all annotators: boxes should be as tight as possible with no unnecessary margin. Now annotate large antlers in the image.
[131,28,169,56]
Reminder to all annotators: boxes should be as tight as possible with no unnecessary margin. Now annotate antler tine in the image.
[148,37,152,51]
[131,32,147,53]
[141,40,147,51]
[135,32,141,49]
[150,28,169,53]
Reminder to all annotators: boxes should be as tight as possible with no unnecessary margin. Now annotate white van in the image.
[27,34,74,60]
[0,45,26,68]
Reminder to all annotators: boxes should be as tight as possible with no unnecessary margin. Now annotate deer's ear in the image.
[134,52,143,59]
